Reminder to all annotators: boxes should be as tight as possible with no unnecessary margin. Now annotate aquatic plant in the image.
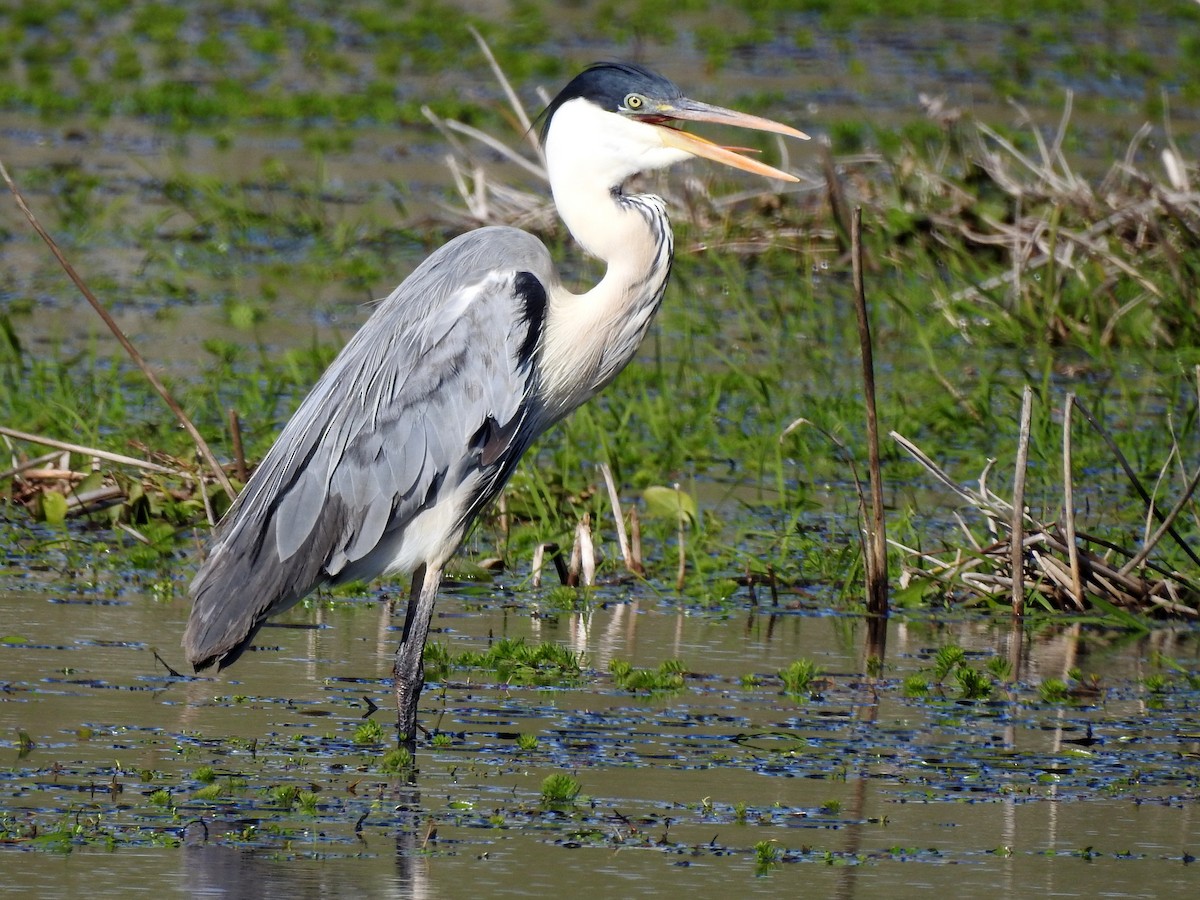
[609,658,686,693]
[192,784,223,802]
[1038,678,1070,704]
[297,790,320,815]
[353,720,386,745]
[754,839,781,874]
[539,773,581,805]
[380,747,414,774]
[454,637,583,686]
[779,658,823,697]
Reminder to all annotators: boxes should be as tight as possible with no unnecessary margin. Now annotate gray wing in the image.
[183,226,556,670]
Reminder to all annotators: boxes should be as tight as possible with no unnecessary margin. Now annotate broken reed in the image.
[0,159,235,505]
[850,206,889,617]
[892,384,1200,619]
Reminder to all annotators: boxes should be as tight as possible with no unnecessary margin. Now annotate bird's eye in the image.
[623,93,645,111]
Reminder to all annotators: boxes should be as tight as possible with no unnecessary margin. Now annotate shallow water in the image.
[2,574,1197,898]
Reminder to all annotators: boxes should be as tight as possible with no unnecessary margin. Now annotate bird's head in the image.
[538,62,808,187]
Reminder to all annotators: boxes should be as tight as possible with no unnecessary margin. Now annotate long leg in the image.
[394,562,442,745]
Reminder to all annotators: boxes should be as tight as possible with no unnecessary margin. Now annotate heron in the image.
[183,62,808,744]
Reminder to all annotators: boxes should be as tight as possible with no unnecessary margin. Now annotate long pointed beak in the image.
[649,98,809,182]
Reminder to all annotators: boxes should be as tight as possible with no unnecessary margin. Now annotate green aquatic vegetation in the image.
[423,641,453,682]
[297,790,320,815]
[192,783,223,802]
[779,658,822,698]
[1151,654,1200,691]
[1142,673,1169,694]
[902,674,931,698]
[270,784,300,808]
[909,643,1002,701]
[516,733,539,751]
[1038,678,1070,704]
[954,665,993,701]
[380,747,414,773]
[986,656,1013,682]
[0,811,119,850]
[754,838,781,873]
[540,585,595,611]
[932,645,968,684]
[539,773,581,805]
[453,637,583,686]
[192,765,217,784]
[609,657,686,693]
[147,788,171,808]
[353,719,385,745]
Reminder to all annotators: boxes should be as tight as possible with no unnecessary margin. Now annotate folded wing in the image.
[183,226,555,670]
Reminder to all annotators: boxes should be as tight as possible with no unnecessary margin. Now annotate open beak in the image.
[648,98,809,182]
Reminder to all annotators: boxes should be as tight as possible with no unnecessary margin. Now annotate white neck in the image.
[536,100,684,416]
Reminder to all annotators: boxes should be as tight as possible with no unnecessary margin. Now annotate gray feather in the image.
[184,226,555,670]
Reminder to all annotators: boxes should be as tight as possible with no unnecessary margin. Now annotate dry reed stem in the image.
[0,451,61,481]
[1061,393,1085,609]
[567,515,594,588]
[891,423,1199,619]
[228,409,248,484]
[466,25,542,159]
[1118,463,1200,578]
[598,462,641,576]
[675,485,687,592]
[1011,386,1034,617]
[630,507,643,576]
[908,95,1200,335]
[531,542,546,588]
[0,159,236,503]
[0,426,179,476]
[531,542,567,588]
[851,206,888,616]
[1073,397,1200,570]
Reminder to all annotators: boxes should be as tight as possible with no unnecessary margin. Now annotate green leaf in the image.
[642,485,697,525]
[76,470,104,493]
[40,491,68,525]
[1087,594,1151,633]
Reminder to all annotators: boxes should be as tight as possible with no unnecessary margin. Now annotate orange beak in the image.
[647,98,809,182]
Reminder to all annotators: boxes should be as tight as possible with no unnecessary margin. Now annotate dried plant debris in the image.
[891,430,1199,621]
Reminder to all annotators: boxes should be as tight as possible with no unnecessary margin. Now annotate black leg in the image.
[393,563,441,747]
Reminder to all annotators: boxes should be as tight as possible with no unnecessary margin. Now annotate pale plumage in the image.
[183,62,807,745]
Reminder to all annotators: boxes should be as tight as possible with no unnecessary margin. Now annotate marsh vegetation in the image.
[1,1,1198,895]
